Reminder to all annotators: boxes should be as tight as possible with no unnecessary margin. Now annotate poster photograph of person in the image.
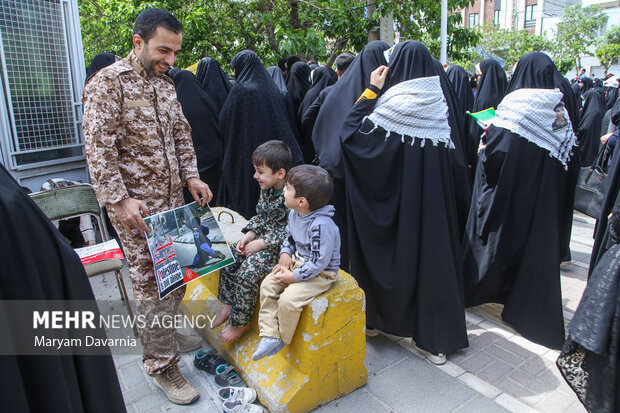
[144,202,235,299]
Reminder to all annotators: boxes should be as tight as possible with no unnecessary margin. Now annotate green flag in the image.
[467,107,496,129]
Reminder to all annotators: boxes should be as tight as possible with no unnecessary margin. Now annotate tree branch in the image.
[326,36,349,67]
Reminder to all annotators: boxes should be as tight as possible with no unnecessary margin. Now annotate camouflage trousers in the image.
[109,209,185,377]
[218,242,278,327]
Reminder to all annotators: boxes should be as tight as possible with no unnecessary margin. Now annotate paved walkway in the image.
[90,212,594,413]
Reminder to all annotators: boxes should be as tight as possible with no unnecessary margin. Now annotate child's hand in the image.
[278,253,293,270]
[236,231,257,254]
[244,239,266,256]
[273,267,296,284]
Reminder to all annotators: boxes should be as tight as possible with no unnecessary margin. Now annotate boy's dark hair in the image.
[277,58,287,72]
[251,140,292,173]
[335,53,355,72]
[286,165,333,211]
[133,8,182,44]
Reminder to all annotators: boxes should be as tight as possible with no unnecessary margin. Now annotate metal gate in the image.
[0,0,85,171]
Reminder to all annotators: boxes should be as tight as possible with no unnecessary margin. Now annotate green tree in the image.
[78,0,478,71]
[458,24,551,73]
[552,4,608,76]
[595,25,620,74]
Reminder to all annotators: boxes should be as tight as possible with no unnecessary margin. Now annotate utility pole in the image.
[367,1,395,46]
[440,0,448,65]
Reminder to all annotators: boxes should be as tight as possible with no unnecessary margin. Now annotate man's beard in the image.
[139,48,166,77]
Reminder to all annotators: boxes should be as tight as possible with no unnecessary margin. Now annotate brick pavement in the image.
[90,212,594,413]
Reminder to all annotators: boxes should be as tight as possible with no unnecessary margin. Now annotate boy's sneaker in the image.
[175,331,202,353]
[412,339,447,365]
[153,364,200,405]
[252,337,282,361]
[223,399,267,412]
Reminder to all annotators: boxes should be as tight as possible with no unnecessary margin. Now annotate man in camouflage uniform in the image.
[82,8,211,405]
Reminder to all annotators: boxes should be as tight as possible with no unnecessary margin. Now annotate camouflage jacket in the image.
[243,188,289,253]
[82,51,198,215]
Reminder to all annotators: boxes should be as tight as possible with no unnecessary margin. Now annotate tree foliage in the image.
[452,24,550,73]
[552,4,608,75]
[79,0,478,71]
[595,25,620,74]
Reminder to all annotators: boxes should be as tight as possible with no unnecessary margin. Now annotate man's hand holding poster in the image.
[144,202,235,299]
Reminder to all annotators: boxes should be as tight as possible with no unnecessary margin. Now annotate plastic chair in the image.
[29,184,134,322]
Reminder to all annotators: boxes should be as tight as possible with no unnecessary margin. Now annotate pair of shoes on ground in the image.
[194,349,242,386]
[219,386,266,412]
[194,348,227,374]
[176,331,202,353]
[153,364,200,405]
[251,337,285,361]
[412,339,447,365]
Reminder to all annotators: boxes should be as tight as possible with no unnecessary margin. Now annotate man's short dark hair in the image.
[335,53,355,72]
[277,58,287,72]
[286,165,333,211]
[252,140,292,173]
[133,8,182,43]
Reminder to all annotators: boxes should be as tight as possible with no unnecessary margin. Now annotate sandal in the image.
[194,349,228,374]
[217,386,257,404]
[215,364,242,386]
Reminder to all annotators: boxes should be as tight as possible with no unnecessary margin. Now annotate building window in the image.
[525,4,537,28]
[469,13,479,28]
[494,10,500,25]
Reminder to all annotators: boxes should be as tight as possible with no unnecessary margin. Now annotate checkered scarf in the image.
[362,76,454,149]
[490,88,576,169]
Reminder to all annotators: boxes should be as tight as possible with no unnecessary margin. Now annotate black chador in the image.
[167,69,222,204]
[469,59,507,160]
[341,41,469,355]
[447,65,476,168]
[218,50,302,219]
[312,40,390,272]
[0,164,126,413]
[503,52,580,264]
[462,83,577,349]
[267,66,299,142]
[195,57,232,112]
[577,89,607,167]
[298,67,337,164]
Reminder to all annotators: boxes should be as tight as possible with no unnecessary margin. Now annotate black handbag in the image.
[575,144,610,219]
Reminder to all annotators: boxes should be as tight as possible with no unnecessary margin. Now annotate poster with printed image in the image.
[144,202,235,299]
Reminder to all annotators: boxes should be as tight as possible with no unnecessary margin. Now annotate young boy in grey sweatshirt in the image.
[252,165,341,360]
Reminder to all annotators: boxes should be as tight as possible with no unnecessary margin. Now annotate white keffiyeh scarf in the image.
[362,76,454,148]
[490,88,576,169]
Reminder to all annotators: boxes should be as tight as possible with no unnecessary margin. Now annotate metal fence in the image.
[0,0,83,168]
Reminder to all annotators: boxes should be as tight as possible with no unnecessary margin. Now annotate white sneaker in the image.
[412,339,447,365]
[218,386,257,404]
[223,399,267,413]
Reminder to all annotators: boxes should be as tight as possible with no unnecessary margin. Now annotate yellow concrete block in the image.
[182,269,367,413]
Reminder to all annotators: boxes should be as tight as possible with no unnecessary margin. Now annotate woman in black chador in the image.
[195,57,232,112]
[462,52,578,349]
[557,202,620,413]
[447,65,476,169]
[577,89,607,167]
[0,164,126,413]
[341,40,469,360]
[286,61,312,137]
[167,69,223,204]
[469,59,508,166]
[298,66,337,163]
[312,40,390,272]
[267,66,299,142]
[218,50,302,219]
